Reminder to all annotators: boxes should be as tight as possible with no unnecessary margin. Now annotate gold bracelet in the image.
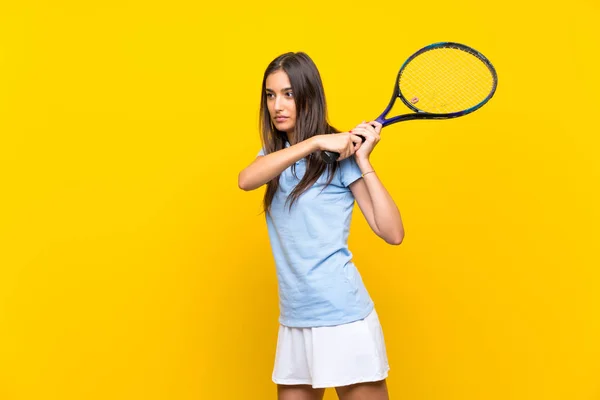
[361,170,375,177]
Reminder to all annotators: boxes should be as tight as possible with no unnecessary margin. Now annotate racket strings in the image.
[398,47,495,114]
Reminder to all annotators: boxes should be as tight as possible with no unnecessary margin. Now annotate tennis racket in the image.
[322,42,498,163]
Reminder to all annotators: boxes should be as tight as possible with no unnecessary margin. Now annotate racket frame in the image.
[375,41,498,126]
[321,42,498,164]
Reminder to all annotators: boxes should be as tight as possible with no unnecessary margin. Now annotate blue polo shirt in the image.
[257,142,374,328]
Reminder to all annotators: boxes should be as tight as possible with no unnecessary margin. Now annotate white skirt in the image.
[272,307,390,389]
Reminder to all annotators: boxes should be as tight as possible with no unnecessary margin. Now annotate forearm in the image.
[238,137,320,191]
[356,158,404,243]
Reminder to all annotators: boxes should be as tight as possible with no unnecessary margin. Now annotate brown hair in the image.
[259,52,339,212]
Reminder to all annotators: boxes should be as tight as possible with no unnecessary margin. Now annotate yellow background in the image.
[1,1,599,399]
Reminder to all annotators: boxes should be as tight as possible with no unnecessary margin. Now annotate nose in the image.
[274,95,283,111]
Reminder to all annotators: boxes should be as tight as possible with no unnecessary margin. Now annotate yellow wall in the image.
[1,1,599,399]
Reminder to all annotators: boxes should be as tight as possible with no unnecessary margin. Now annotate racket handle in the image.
[321,134,368,164]
[322,150,340,163]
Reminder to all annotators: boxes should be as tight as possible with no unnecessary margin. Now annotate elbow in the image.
[238,172,252,191]
[387,237,403,246]
[385,231,404,246]
[238,171,263,191]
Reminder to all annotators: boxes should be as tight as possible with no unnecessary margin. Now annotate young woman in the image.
[238,52,404,400]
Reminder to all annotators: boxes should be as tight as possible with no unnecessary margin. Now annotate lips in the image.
[274,116,289,122]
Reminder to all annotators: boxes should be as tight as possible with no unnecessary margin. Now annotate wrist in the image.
[309,135,323,152]
[356,157,372,170]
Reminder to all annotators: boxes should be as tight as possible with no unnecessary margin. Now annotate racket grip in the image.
[320,134,368,164]
[322,150,340,164]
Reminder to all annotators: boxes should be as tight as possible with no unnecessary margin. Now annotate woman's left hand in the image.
[351,120,382,161]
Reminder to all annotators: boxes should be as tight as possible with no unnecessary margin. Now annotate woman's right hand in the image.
[313,132,364,161]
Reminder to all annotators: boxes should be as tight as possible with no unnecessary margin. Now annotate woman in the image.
[238,51,404,400]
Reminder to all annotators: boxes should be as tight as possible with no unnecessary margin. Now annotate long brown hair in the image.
[259,52,339,212]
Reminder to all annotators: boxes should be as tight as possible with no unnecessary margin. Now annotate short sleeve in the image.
[339,155,363,187]
[257,147,265,156]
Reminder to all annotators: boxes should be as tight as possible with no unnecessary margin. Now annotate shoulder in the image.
[338,155,363,187]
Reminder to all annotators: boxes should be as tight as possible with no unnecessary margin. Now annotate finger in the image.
[364,129,380,142]
[368,121,382,134]
[365,123,378,134]
[357,123,377,135]
[352,129,374,141]
[362,124,381,139]
[351,127,371,138]
[346,142,356,157]
[350,134,363,145]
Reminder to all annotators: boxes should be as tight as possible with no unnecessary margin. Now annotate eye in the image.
[266,93,274,98]
[285,91,294,97]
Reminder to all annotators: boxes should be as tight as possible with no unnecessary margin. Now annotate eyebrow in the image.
[265,87,293,92]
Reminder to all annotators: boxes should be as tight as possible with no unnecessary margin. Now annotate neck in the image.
[285,132,295,145]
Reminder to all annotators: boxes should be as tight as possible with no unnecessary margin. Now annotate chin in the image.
[276,122,294,132]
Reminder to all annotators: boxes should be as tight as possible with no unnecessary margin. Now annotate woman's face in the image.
[265,70,296,134]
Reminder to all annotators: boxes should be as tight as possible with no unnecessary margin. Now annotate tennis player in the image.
[238,51,404,400]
